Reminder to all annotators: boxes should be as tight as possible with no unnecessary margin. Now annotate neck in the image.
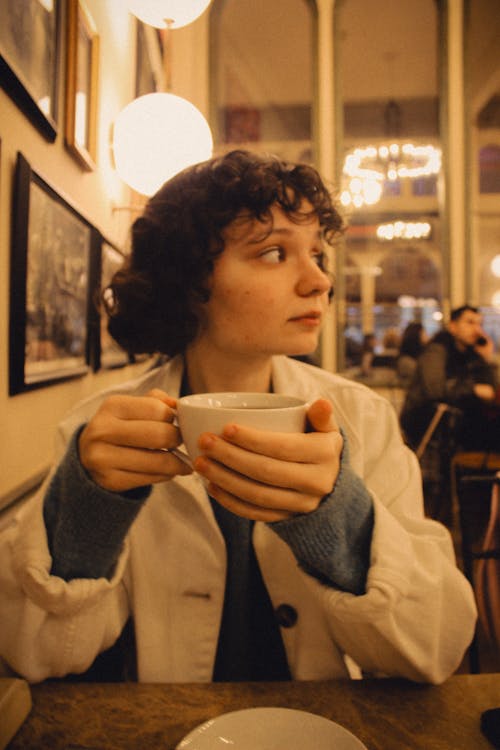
[184,342,273,394]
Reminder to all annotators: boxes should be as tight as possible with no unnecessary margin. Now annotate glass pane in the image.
[211,0,314,163]
[337,0,443,376]
[467,1,500,346]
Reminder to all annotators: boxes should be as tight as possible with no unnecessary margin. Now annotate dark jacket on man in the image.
[400,330,498,451]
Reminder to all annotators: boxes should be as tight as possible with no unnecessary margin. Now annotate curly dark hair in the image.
[105,149,344,356]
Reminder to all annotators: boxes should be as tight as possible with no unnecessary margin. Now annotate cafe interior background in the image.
[0,0,499,519]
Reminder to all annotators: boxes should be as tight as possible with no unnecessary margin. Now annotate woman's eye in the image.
[313,251,326,269]
[260,246,284,264]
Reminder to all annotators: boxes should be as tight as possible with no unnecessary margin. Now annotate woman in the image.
[397,321,428,387]
[360,333,376,376]
[0,151,475,685]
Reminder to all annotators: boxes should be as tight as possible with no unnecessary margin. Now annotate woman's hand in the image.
[79,388,192,493]
[194,398,343,522]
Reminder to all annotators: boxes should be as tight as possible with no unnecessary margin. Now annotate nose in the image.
[296,256,332,298]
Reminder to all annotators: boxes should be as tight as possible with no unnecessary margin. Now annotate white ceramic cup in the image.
[175,392,308,466]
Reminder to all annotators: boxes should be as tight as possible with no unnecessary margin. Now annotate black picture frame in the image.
[9,153,92,395]
[88,237,132,371]
[0,1,60,141]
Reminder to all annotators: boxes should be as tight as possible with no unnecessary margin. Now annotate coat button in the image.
[275,603,298,628]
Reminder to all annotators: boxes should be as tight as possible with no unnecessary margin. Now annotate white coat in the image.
[0,356,476,684]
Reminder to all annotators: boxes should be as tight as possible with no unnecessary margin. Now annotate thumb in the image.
[306,399,339,433]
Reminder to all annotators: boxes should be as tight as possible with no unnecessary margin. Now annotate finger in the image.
[196,455,321,514]
[306,399,339,433]
[208,483,294,523]
[197,434,335,495]
[101,394,175,423]
[99,419,183,451]
[145,389,178,409]
[85,444,192,488]
[212,423,342,466]
[88,441,192,474]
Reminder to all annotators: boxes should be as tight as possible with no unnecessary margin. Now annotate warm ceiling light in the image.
[491,254,500,278]
[128,0,212,29]
[376,221,432,241]
[342,141,441,209]
[112,92,213,196]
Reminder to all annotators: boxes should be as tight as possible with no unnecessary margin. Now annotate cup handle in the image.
[167,447,193,469]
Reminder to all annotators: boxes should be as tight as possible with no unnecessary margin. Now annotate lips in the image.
[289,311,322,324]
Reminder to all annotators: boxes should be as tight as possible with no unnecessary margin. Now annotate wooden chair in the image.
[451,451,500,673]
[412,404,463,525]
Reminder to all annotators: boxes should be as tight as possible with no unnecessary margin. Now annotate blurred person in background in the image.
[397,322,428,388]
[360,332,376,376]
[400,305,498,452]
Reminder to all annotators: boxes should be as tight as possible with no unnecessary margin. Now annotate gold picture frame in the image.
[64,0,99,170]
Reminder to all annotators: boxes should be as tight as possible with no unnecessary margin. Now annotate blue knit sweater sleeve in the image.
[269,435,374,595]
[43,426,151,580]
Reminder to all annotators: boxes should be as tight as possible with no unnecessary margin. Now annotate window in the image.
[210,0,314,163]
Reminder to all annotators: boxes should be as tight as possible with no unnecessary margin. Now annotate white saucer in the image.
[175,707,368,749]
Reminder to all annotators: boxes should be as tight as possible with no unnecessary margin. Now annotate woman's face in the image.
[194,202,332,359]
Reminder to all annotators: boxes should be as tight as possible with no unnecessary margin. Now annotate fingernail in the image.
[194,456,209,473]
[198,433,216,450]
[223,424,237,438]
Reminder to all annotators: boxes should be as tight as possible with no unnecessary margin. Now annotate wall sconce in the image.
[111,1,214,196]
[112,92,213,196]
[128,0,212,29]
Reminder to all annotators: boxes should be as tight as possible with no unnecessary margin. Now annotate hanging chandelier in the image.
[340,141,442,209]
[376,220,432,241]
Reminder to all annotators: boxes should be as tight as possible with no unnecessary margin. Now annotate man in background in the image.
[401,305,497,451]
[400,305,498,522]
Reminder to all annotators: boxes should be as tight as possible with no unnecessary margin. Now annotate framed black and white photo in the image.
[9,153,92,394]
[65,0,99,169]
[0,1,60,141]
[89,238,132,371]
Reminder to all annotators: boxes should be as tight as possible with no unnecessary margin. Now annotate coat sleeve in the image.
[0,487,132,682]
[0,396,137,683]
[306,391,477,684]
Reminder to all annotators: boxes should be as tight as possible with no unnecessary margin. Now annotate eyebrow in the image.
[245,226,323,245]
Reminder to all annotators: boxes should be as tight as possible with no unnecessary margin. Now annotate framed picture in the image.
[0,1,60,141]
[89,238,132,370]
[65,0,99,170]
[136,20,165,97]
[9,153,92,395]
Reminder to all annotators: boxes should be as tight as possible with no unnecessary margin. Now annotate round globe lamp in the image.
[128,0,212,29]
[112,92,213,196]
